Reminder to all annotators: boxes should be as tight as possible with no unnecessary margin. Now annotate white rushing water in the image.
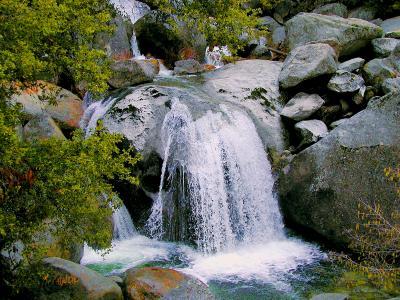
[112,204,137,241]
[109,0,150,58]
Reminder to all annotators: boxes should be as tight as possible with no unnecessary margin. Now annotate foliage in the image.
[337,167,400,294]
[0,101,140,294]
[152,0,269,54]
[0,0,115,94]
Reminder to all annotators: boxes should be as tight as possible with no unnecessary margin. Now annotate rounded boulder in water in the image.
[123,267,214,300]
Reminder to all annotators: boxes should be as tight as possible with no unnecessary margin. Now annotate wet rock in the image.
[381,16,400,38]
[348,6,377,21]
[382,77,400,94]
[295,119,328,147]
[279,43,338,89]
[173,59,203,75]
[286,13,383,57]
[279,92,400,247]
[10,82,83,128]
[108,59,158,89]
[312,3,348,17]
[123,267,214,300]
[23,115,66,141]
[41,257,123,300]
[338,58,365,72]
[363,45,400,87]
[327,71,365,93]
[372,38,400,57]
[280,93,325,121]
[311,293,349,300]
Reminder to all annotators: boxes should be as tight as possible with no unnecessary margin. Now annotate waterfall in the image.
[147,99,285,254]
[112,204,137,240]
[109,0,150,58]
[80,97,117,136]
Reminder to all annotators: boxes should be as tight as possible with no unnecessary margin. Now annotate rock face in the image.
[108,59,159,89]
[279,92,400,246]
[294,119,328,147]
[327,71,365,93]
[174,59,203,75]
[382,78,400,94]
[123,267,214,300]
[381,16,400,38]
[338,58,365,72]
[11,82,83,128]
[363,47,400,87]
[348,6,377,21]
[279,43,338,89]
[312,3,348,17]
[41,257,123,300]
[372,38,400,57]
[23,115,66,141]
[280,93,325,121]
[285,13,383,56]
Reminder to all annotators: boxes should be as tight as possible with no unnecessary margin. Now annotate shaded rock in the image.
[279,43,337,89]
[382,77,400,94]
[352,86,367,106]
[11,82,83,128]
[108,59,158,89]
[280,93,325,121]
[313,3,348,17]
[41,257,123,300]
[173,59,203,75]
[381,16,400,38]
[279,92,400,246]
[107,276,123,286]
[330,118,348,129]
[372,38,400,57]
[311,293,349,300]
[295,119,328,147]
[348,6,377,21]
[363,46,400,87]
[286,13,383,57]
[202,60,287,153]
[250,45,272,59]
[23,115,66,141]
[327,71,365,93]
[315,105,342,125]
[258,16,286,47]
[338,58,365,72]
[123,267,214,300]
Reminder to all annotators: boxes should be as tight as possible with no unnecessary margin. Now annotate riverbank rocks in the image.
[280,93,325,121]
[338,58,365,72]
[381,16,400,38]
[173,59,203,75]
[23,115,66,141]
[202,60,287,153]
[123,267,214,300]
[279,43,337,89]
[295,120,328,147]
[279,92,400,246]
[108,59,159,89]
[372,38,400,57]
[286,13,383,57]
[363,46,400,87]
[41,257,123,300]
[327,71,365,93]
[312,3,348,18]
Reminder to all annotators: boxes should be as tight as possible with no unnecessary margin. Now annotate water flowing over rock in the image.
[279,92,400,246]
[146,99,285,253]
[285,13,383,57]
[112,204,137,241]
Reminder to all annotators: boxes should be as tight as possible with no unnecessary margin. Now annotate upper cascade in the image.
[147,98,285,254]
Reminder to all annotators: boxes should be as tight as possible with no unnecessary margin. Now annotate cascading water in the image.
[147,99,285,253]
[109,0,150,58]
[112,204,137,240]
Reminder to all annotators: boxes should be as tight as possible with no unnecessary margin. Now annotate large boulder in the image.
[174,59,203,75]
[123,267,214,300]
[23,115,66,141]
[280,93,325,121]
[40,257,123,300]
[363,46,400,87]
[372,38,400,57]
[348,6,377,21]
[279,43,338,89]
[202,60,288,153]
[279,92,400,246]
[286,13,383,57]
[312,3,348,18]
[11,82,83,128]
[327,70,365,93]
[338,58,365,72]
[381,16,400,38]
[382,77,400,94]
[108,59,159,89]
